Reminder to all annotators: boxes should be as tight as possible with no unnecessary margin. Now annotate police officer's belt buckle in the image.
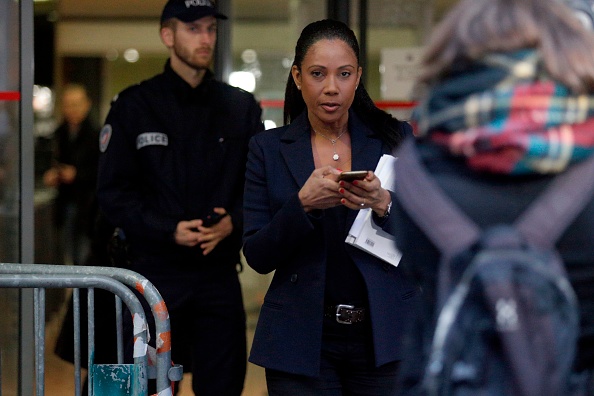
[335,304,365,324]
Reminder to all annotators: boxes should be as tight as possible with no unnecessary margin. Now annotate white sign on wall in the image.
[380,47,424,101]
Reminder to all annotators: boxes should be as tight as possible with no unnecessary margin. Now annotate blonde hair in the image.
[420,0,594,93]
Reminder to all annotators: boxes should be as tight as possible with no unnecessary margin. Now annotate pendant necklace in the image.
[313,128,347,161]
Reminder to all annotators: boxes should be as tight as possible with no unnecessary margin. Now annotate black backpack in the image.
[393,138,594,396]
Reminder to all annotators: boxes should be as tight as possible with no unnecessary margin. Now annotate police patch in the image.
[136,132,169,149]
[99,124,112,153]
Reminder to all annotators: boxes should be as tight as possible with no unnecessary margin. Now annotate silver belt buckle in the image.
[335,304,354,324]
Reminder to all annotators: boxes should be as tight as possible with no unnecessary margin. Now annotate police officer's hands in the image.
[174,220,203,247]
[173,207,233,255]
[298,166,343,213]
[196,207,232,255]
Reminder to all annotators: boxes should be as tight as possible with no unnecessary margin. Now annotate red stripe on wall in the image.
[259,99,284,109]
[375,101,417,109]
[0,91,21,101]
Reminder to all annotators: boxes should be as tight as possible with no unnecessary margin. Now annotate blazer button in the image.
[383,264,391,271]
[290,274,298,283]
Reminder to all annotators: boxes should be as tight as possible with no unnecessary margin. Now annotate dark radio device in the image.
[202,211,228,227]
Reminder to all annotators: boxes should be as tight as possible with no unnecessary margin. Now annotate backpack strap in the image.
[395,138,594,252]
[394,138,480,259]
[515,155,594,249]
[394,138,482,305]
[393,138,594,304]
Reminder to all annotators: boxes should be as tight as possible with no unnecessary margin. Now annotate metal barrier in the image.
[0,263,183,396]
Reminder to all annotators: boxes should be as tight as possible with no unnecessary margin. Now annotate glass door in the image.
[0,1,22,394]
[1,0,35,394]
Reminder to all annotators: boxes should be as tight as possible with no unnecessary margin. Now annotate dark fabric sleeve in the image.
[242,135,317,274]
[227,96,264,242]
[97,98,179,244]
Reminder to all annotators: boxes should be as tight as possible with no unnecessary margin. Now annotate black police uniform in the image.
[97,60,263,395]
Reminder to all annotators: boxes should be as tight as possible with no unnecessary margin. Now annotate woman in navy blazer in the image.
[243,19,420,395]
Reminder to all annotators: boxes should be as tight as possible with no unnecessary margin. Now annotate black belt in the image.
[324,304,366,324]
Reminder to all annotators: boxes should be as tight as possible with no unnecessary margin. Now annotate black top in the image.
[53,116,100,234]
[323,205,368,307]
[97,61,264,267]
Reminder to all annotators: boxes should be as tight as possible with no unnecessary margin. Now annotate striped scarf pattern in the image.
[412,50,594,174]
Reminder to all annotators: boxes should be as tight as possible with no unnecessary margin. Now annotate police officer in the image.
[97,0,263,394]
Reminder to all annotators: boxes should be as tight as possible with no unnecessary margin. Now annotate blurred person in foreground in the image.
[242,19,420,395]
[43,83,99,265]
[96,0,263,394]
[389,0,594,393]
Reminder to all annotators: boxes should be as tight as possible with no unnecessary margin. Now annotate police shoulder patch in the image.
[99,124,112,153]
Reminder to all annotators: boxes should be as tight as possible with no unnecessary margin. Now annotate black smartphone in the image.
[202,212,229,227]
[337,170,368,182]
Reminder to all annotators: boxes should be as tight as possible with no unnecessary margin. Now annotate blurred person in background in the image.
[43,83,99,265]
[389,0,594,393]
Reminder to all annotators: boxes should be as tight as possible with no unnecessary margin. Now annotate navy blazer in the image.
[243,111,420,377]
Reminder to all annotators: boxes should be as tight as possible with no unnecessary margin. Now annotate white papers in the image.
[345,154,402,267]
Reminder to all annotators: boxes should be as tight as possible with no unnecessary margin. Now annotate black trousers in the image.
[123,256,247,396]
[266,316,400,396]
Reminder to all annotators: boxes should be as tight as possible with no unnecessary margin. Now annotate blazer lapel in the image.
[280,113,316,188]
[349,112,385,172]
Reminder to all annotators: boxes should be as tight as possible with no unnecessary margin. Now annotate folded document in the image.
[345,154,402,267]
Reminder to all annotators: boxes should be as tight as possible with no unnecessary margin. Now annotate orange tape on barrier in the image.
[157,331,171,354]
[135,280,146,294]
[153,301,169,322]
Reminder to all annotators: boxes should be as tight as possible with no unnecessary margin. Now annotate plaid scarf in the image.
[412,50,594,174]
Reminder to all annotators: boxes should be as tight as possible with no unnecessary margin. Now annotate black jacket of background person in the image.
[391,142,594,377]
[97,61,264,269]
[53,116,100,236]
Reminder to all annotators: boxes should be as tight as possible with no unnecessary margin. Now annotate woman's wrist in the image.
[372,189,392,218]
[298,190,314,213]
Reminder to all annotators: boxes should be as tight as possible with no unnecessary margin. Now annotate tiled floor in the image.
[43,300,268,396]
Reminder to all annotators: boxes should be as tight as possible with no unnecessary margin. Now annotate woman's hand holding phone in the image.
[338,170,391,215]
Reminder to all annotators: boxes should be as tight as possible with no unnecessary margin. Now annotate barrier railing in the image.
[0,263,183,396]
